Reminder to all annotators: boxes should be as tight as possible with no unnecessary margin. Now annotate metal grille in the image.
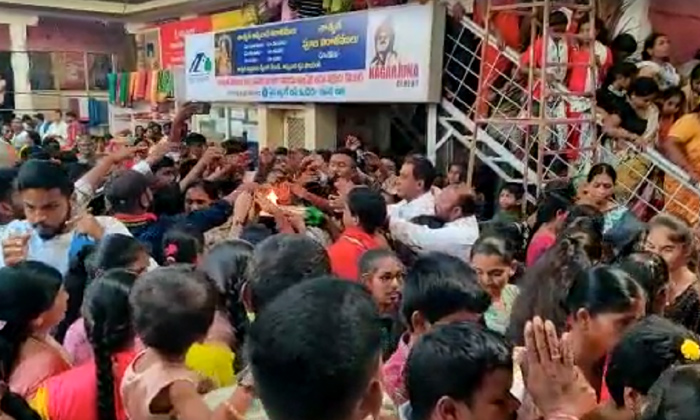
[432,2,700,226]
[285,116,306,149]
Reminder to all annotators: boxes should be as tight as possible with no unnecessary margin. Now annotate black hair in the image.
[14,159,74,197]
[562,216,604,263]
[648,213,694,248]
[248,277,382,420]
[90,233,147,277]
[507,235,592,344]
[185,180,220,201]
[530,192,570,239]
[629,77,660,98]
[448,162,467,182]
[470,234,516,263]
[331,148,358,166]
[642,32,668,61]
[404,155,436,192]
[640,364,700,420]
[660,86,687,117]
[401,253,490,331]
[407,322,513,420]
[564,265,645,317]
[200,240,254,362]
[56,244,96,342]
[409,215,445,229]
[564,204,604,235]
[151,156,176,175]
[26,131,40,148]
[691,64,700,83]
[602,61,638,88]
[611,33,638,60]
[480,222,528,262]
[616,252,668,314]
[0,262,63,381]
[500,182,524,200]
[162,225,204,265]
[184,132,207,146]
[66,162,91,183]
[550,10,569,28]
[358,248,400,280]
[346,187,387,234]
[588,163,617,184]
[246,234,331,313]
[83,270,137,420]
[152,182,185,216]
[239,223,274,246]
[274,146,289,156]
[606,315,697,408]
[0,167,18,204]
[131,265,216,358]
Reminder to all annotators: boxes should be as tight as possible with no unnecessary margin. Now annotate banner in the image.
[185,3,444,103]
[160,17,212,68]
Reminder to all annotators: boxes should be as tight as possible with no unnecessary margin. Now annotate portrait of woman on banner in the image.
[215,34,234,76]
[370,19,399,68]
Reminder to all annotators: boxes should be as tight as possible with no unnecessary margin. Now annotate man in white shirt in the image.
[44,109,68,142]
[388,155,436,221]
[10,118,29,149]
[0,160,135,274]
[389,184,480,261]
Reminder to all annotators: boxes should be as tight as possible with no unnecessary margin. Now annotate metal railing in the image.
[436,8,700,224]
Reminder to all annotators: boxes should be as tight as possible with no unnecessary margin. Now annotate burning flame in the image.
[267,190,278,205]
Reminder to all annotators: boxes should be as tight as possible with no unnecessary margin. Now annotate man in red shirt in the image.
[327,187,387,281]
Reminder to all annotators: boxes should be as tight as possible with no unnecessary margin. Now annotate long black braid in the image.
[200,240,254,372]
[83,270,137,420]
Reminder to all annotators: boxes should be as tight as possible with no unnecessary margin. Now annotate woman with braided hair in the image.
[199,239,254,372]
[28,270,138,420]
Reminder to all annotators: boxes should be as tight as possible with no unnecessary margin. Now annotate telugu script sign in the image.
[184,3,444,103]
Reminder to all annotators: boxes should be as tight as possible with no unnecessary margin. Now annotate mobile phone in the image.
[191,102,212,115]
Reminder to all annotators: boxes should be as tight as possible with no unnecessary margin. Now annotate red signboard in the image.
[159,17,212,68]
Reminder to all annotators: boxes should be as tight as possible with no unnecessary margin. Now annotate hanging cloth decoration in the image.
[149,70,159,105]
[118,72,130,106]
[107,73,118,104]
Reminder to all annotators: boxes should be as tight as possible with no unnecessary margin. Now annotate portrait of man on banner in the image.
[370,19,399,68]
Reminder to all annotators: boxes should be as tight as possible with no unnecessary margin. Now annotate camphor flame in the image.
[267,190,278,205]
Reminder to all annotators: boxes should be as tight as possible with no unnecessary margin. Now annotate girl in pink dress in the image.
[29,270,139,420]
[0,262,71,400]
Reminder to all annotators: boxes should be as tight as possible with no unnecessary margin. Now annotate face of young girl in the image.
[35,285,69,333]
[644,226,687,271]
[578,299,646,360]
[471,253,512,298]
[367,257,404,311]
[662,95,682,116]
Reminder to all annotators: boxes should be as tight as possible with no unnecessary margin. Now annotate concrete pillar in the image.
[8,22,32,113]
[258,105,284,149]
[305,103,336,150]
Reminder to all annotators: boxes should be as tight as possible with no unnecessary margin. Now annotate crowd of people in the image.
[491,4,700,227]
[0,95,699,420]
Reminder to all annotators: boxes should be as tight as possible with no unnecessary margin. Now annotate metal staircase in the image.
[429,1,700,224]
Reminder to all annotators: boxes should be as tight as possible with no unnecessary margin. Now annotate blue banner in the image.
[216,13,368,76]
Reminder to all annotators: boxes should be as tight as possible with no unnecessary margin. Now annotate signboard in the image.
[160,17,212,68]
[184,3,444,103]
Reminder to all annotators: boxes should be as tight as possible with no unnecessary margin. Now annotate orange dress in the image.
[664,114,700,225]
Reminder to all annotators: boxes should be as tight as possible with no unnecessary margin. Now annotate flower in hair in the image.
[165,243,178,257]
[681,339,700,361]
